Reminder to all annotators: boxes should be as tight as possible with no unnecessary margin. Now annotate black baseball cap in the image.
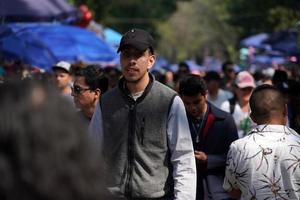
[117,28,154,53]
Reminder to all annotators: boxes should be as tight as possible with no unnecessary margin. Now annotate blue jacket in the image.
[187,102,238,200]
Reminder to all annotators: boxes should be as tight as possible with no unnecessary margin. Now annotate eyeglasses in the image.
[71,85,91,94]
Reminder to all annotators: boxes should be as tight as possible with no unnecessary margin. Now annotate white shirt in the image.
[220,101,255,138]
[223,124,300,200]
[89,96,197,200]
[207,89,233,108]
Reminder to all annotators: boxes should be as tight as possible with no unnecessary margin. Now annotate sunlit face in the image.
[54,69,72,89]
[71,76,99,111]
[120,46,155,83]
[181,94,207,119]
[236,87,253,102]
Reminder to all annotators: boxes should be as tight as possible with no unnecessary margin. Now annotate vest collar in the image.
[118,73,155,103]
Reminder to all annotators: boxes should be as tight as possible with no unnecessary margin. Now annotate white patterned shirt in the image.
[223,124,300,200]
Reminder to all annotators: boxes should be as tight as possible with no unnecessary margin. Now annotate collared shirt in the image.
[89,96,197,200]
[223,124,300,200]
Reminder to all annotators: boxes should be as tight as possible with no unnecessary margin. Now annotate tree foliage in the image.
[68,0,300,63]
[157,0,237,62]
[69,0,177,34]
[226,0,300,37]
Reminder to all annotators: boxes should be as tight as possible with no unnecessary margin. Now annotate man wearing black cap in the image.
[89,28,196,199]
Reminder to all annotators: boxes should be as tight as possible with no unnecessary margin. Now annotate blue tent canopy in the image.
[103,27,122,49]
[240,33,270,49]
[263,29,300,55]
[0,0,77,22]
[0,23,119,71]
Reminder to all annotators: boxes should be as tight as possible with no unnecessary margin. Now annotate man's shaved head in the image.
[249,84,286,124]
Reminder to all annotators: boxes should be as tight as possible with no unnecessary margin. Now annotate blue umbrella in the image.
[0,0,77,22]
[103,27,122,49]
[0,23,118,71]
[240,33,270,49]
[264,29,300,55]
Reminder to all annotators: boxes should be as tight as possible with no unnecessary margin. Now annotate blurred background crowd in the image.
[1,0,300,136]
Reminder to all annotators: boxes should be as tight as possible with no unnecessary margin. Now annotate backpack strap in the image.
[229,97,236,114]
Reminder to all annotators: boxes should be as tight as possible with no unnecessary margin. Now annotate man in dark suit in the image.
[178,74,238,200]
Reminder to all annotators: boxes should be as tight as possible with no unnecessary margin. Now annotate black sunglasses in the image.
[72,85,91,94]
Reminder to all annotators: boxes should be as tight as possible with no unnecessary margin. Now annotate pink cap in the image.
[235,71,255,88]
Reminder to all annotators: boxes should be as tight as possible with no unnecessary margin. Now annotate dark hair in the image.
[178,74,207,96]
[178,61,190,72]
[204,71,221,82]
[221,61,234,72]
[0,79,107,200]
[148,47,155,55]
[74,65,108,93]
[249,84,286,122]
[103,67,122,89]
[272,70,288,85]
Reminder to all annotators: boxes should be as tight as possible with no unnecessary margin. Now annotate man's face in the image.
[54,69,71,89]
[181,94,207,119]
[72,76,98,111]
[120,46,155,83]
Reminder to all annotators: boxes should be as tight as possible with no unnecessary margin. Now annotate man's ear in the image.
[204,90,208,99]
[147,54,156,70]
[94,89,101,99]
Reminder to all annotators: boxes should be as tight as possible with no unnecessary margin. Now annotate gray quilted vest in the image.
[101,76,177,199]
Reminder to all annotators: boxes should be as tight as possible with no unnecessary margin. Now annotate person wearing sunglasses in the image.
[72,65,108,122]
[220,61,237,94]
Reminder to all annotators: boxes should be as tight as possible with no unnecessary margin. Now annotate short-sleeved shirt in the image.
[224,124,300,200]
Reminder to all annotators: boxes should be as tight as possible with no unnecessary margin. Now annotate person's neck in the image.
[196,103,208,120]
[126,74,150,94]
[61,86,71,95]
[82,101,98,119]
[238,99,249,112]
[256,115,287,126]
[270,116,287,125]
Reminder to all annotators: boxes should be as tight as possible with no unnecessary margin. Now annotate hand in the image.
[194,151,207,163]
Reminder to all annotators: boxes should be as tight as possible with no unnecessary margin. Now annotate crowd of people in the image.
[0,28,300,200]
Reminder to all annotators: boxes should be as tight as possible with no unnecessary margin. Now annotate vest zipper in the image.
[125,102,136,198]
[141,117,145,145]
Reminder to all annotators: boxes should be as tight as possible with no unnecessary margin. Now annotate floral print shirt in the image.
[223,125,300,200]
